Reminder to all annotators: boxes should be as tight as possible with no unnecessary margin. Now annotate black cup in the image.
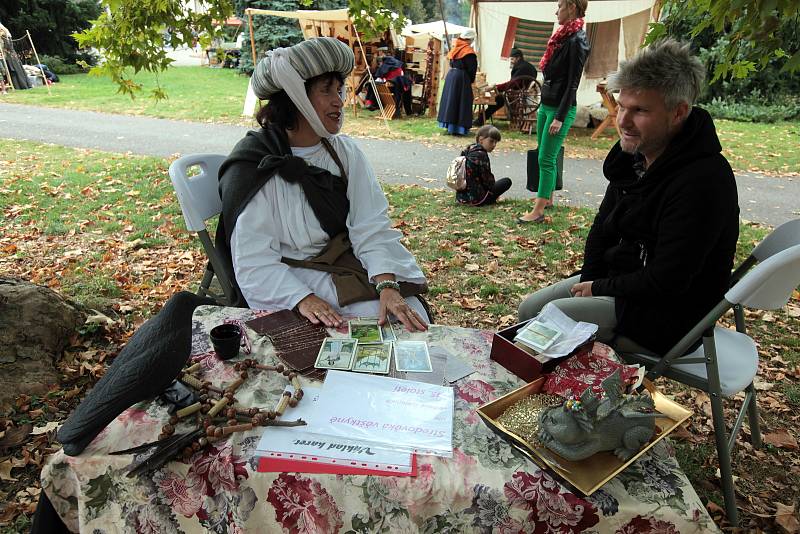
[210,324,242,360]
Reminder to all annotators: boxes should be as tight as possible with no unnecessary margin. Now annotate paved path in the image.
[1,102,796,226]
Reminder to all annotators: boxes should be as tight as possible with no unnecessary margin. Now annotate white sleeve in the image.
[230,187,313,310]
[340,137,426,284]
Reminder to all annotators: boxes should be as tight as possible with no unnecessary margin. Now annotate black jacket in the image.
[580,107,739,354]
[540,30,590,121]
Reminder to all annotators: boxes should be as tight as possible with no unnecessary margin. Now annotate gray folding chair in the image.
[621,243,800,526]
[729,219,800,331]
[169,154,236,306]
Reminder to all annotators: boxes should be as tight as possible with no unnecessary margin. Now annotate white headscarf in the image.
[252,37,355,139]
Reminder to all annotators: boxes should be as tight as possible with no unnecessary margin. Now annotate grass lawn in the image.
[1,139,799,531]
[1,67,798,175]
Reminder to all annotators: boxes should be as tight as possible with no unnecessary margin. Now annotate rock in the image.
[0,279,85,403]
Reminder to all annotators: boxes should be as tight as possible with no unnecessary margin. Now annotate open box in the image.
[490,320,571,381]
[477,377,692,495]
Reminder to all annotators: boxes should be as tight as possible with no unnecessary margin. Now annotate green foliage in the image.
[702,95,800,123]
[235,0,304,75]
[73,0,415,97]
[402,0,430,25]
[73,0,235,99]
[0,0,102,62]
[38,54,88,74]
[648,0,800,82]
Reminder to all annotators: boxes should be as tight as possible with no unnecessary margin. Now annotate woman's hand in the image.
[296,294,343,328]
[379,289,428,332]
[548,118,563,136]
[570,281,593,297]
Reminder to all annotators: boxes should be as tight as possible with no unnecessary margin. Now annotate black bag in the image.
[526,146,564,192]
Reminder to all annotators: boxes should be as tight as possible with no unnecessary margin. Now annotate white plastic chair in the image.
[169,153,236,305]
[622,243,800,526]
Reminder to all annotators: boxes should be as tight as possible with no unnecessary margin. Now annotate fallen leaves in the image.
[30,421,60,436]
[764,429,799,450]
[776,503,800,533]
[0,424,32,452]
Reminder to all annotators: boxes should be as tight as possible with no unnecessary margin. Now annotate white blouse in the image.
[230,134,426,315]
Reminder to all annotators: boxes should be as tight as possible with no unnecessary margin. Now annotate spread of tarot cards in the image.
[314,318,432,375]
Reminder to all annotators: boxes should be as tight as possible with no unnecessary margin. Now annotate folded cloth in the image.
[543,342,641,399]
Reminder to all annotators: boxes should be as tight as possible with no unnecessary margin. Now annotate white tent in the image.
[401,20,472,97]
[401,20,472,44]
[472,0,659,105]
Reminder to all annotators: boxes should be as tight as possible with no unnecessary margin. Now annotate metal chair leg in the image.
[704,333,739,526]
[710,390,739,526]
[745,382,762,448]
[197,265,215,298]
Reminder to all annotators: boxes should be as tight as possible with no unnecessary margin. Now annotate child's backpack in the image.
[446,155,467,191]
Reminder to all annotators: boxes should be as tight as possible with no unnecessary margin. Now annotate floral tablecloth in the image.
[41,306,717,533]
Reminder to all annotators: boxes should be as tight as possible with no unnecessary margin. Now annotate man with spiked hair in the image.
[519,39,739,356]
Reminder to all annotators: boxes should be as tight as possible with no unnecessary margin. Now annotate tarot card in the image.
[394,340,432,373]
[514,320,562,352]
[380,321,397,341]
[314,338,357,370]
[348,319,383,343]
[351,342,392,374]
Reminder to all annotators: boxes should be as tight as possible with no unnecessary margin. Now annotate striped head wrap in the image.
[252,37,355,139]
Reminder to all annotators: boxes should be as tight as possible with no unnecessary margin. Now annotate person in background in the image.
[437,28,478,136]
[518,0,590,224]
[457,125,512,206]
[218,38,429,332]
[518,39,739,357]
[365,51,413,118]
[473,48,537,127]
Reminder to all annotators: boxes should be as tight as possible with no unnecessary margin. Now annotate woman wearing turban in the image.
[217,37,429,332]
[437,29,478,136]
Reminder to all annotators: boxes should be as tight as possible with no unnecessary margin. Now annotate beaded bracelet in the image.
[375,280,401,293]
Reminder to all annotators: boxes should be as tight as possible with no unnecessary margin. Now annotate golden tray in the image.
[477,377,692,495]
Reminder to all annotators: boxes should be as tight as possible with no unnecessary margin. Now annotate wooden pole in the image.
[347,21,359,117]
[27,30,51,95]
[352,24,390,132]
[437,0,451,52]
[0,46,14,92]
[246,9,257,67]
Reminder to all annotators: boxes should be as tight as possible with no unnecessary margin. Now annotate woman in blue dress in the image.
[437,29,478,136]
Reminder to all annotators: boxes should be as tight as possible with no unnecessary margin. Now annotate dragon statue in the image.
[538,370,659,461]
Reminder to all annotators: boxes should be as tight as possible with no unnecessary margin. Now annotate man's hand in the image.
[570,281,593,297]
[296,294,343,328]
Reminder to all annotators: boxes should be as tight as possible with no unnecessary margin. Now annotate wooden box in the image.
[490,320,566,382]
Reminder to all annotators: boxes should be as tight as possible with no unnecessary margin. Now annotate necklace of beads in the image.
[157,358,306,461]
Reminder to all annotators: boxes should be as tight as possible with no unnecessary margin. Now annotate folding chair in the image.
[169,154,236,306]
[621,243,800,526]
[729,219,800,334]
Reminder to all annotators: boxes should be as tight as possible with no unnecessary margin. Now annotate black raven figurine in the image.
[58,291,216,456]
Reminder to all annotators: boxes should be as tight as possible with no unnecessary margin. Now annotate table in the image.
[41,306,718,533]
[592,82,622,140]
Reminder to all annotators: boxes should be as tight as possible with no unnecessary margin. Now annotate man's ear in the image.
[673,101,690,125]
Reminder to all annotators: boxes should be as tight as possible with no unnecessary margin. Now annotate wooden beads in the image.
[176,402,202,418]
[175,349,306,459]
[207,397,229,418]
[222,423,253,436]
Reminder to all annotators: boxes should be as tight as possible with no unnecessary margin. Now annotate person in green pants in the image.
[518,0,590,224]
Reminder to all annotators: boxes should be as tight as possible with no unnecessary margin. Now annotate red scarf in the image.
[539,18,584,72]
